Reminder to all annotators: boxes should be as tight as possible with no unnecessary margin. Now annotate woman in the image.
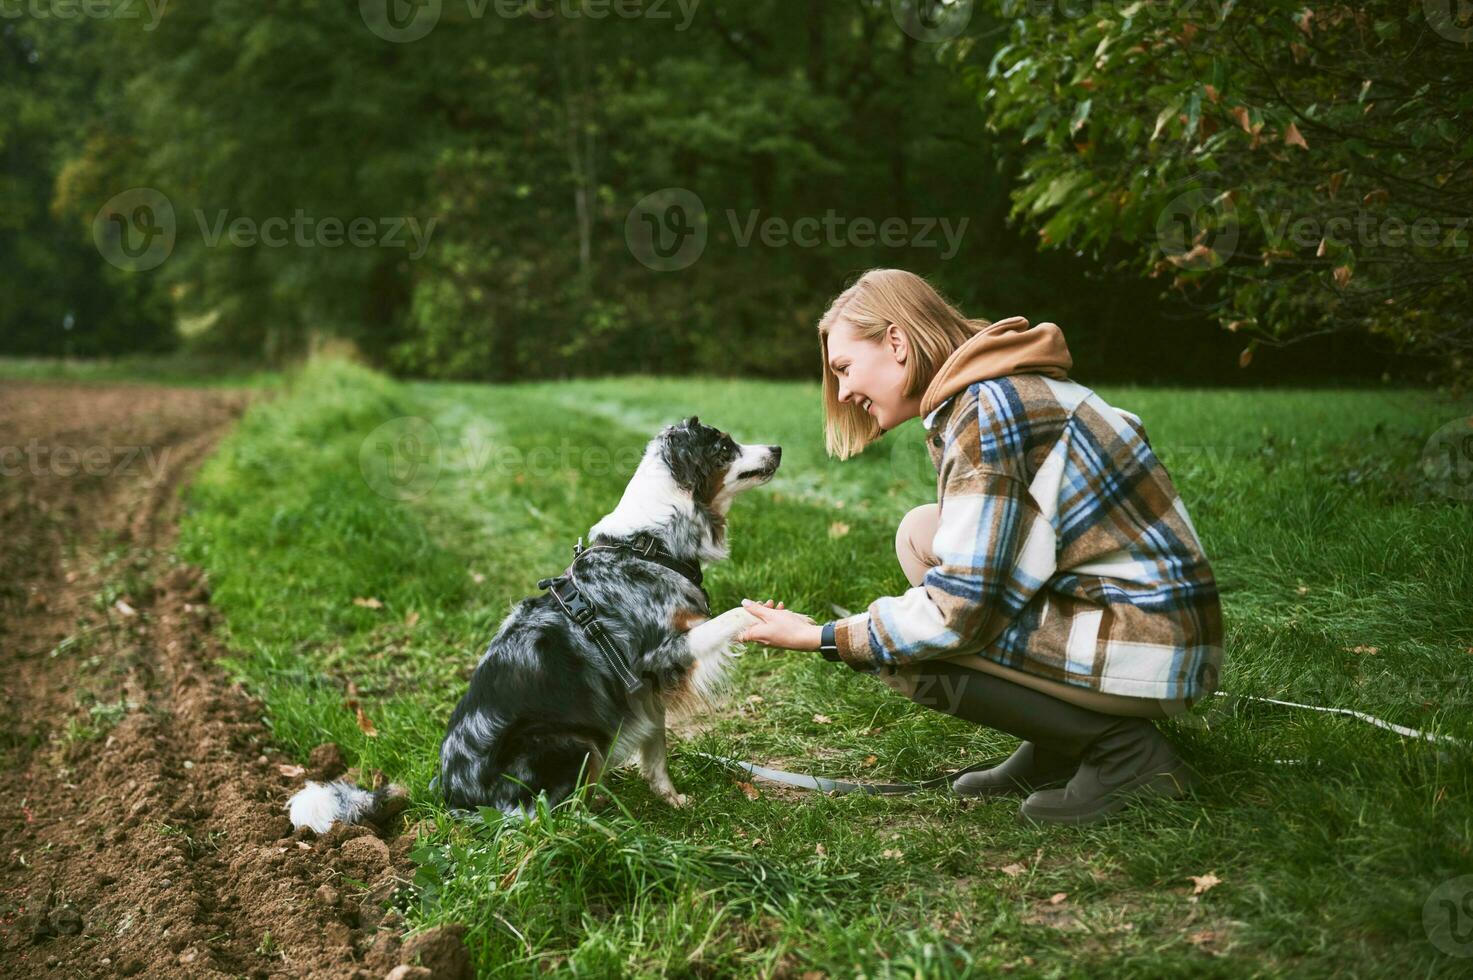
[738,269,1224,825]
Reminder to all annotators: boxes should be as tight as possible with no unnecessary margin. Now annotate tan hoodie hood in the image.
[918,315,1073,419]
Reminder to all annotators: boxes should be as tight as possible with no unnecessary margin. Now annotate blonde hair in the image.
[818,269,990,459]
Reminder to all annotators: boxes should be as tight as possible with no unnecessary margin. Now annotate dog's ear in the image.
[684,415,700,429]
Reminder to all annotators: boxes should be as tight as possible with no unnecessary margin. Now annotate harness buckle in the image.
[563,592,597,628]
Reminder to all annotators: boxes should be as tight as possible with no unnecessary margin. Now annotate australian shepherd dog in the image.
[287,417,780,831]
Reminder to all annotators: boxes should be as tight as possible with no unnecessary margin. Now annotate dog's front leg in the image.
[638,703,686,808]
[639,607,759,809]
[684,606,761,656]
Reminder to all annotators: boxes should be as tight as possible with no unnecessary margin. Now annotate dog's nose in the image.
[771,446,782,462]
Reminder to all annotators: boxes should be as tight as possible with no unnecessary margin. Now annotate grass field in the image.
[171,358,1473,977]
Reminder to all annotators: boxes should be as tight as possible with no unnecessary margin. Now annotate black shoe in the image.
[951,742,1079,798]
[1018,718,1196,825]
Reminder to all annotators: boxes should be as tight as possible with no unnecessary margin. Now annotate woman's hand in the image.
[738,598,823,652]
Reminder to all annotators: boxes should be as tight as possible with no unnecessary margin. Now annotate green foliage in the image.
[0,17,175,356]
[964,0,1472,379]
[182,359,1473,974]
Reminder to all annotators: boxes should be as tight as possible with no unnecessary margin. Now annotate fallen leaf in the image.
[405,610,420,628]
[352,597,383,610]
[115,599,137,617]
[736,781,760,801]
[828,521,851,538]
[470,572,486,585]
[1343,645,1380,655]
[276,764,305,778]
[345,680,378,737]
[812,714,833,725]
[751,838,765,847]
[882,849,904,859]
[1296,586,1309,595]
[1000,863,1027,877]
[862,754,878,766]
[1190,872,1222,895]
[747,694,764,704]
[814,843,826,856]
[354,703,378,737]
[1187,929,1218,946]
[1048,892,1068,905]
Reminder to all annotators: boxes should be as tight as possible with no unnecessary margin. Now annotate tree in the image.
[965,0,1472,381]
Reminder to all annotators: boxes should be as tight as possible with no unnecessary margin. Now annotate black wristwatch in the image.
[818,622,841,662]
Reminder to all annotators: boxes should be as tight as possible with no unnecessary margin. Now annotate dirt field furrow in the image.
[0,382,445,980]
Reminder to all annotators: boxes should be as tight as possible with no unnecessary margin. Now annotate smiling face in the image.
[825,318,922,432]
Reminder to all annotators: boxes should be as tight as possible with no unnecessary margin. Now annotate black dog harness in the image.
[537,534,709,695]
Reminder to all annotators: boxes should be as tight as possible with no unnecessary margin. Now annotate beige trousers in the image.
[882,504,1190,721]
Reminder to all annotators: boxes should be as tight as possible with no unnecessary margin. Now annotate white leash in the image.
[1210,690,1467,747]
[690,685,1465,796]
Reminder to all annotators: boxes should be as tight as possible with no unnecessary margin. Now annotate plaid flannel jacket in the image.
[829,375,1224,702]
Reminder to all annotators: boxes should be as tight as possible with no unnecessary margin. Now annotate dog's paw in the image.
[659,789,689,808]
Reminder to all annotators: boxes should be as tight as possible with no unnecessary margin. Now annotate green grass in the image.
[178,358,1473,977]
[0,353,279,389]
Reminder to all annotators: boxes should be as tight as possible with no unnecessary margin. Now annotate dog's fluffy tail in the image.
[287,780,407,834]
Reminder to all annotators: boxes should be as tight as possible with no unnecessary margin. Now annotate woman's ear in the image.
[886,323,909,365]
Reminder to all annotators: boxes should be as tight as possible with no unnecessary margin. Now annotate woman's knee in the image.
[895,504,940,586]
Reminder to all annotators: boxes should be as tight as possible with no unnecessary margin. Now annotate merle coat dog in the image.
[287,417,780,831]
